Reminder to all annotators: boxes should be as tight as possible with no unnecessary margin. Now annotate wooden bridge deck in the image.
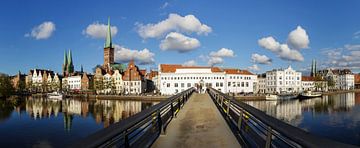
[152,93,241,148]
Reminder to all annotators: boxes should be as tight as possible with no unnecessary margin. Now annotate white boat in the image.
[299,91,322,99]
[266,94,279,100]
[47,92,63,100]
[266,94,298,100]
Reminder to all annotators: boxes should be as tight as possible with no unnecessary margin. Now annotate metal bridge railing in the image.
[207,88,356,148]
[72,88,195,148]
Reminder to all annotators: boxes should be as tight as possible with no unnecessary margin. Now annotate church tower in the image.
[103,17,114,68]
[67,49,74,75]
[62,50,68,76]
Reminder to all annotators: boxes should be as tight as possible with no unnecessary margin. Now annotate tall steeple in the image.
[310,59,314,77]
[67,49,74,74]
[62,50,68,76]
[105,17,112,48]
[314,59,317,76]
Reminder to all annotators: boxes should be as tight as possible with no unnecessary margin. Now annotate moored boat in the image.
[47,92,63,100]
[299,91,322,99]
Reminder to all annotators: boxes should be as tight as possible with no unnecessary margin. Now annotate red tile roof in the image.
[302,76,316,81]
[159,64,254,75]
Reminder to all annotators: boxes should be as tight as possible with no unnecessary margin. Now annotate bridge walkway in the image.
[152,93,241,148]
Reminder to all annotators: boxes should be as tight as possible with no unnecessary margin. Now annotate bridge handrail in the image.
[72,88,195,148]
[208,88,356,148]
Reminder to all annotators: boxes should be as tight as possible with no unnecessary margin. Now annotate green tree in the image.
[327,79,335,91]
[0,75,14,98]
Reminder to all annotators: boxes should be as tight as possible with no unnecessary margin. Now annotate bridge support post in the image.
[124,130,130,148]
[265,126,272,148]
[171,102,175,118]
[237,111,243,130]
[158,110,166,135]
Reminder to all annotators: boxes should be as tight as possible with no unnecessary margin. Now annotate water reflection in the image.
[245,92,360,145]
[2,97,158,129]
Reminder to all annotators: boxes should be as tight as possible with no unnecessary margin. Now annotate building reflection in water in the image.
[20,97,158,130]
[245,92,356,126]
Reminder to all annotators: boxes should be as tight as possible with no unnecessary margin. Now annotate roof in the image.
[302,76,316,81]
[159,64,253,75]
[224,69,254,75]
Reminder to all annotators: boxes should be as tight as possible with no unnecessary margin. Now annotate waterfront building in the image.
[103,73,112,94]
[301,76,316,91]
[112,70,123,95]
[146,70,159,93]
[265,66,302,94]
[122,60,146,94]
[26,69,56,92]
[81,73,93,91]
[158,64,257,95]
[355,74,360,89]
[256,74,266,94]
[67,75,82,90]
[318,68,354,90]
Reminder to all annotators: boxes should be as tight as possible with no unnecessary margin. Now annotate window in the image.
[241,82,244,87]
[216,82,219,87]
[181,83,184,87]
[220,82,223,87]
[246,82,249,87]
[175,83,178,87]
[228,82,231,86]
[167,83,170,87]
[187,83,191,87]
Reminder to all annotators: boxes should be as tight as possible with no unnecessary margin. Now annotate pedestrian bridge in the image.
[73,88,355,148]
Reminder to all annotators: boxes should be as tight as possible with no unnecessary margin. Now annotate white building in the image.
[112,70,124,94]
[318,69,354,90]
[301,76,316,91]
[256,75,266,94]
[158,64,257,95]
[103,73,112,94]
[67,75,82,90]
[265,66,302,94]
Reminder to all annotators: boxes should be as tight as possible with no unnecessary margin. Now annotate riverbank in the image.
[88,95,170,101]
[322,89,360,95]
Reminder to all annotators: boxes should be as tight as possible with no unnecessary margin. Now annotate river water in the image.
[245,92,360,146]
[0,96,158,147]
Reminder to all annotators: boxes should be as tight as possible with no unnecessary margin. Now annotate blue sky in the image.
[1,0,360,75]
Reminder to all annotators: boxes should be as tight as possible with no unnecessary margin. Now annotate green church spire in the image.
[68,49,72,65]
[104,17,112,48]
[67,49,74,74]
[63,50,68,65]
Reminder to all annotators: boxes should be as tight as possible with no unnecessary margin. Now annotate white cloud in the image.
[287,26,309,49]
[25,21,56,40]
[248,64,260,71]
[114,45,155,65]
[209,48,235,57]
[353,31,360,39]
[83,22,118,39]
[322,47,360,70]
[136,13,212,39]
[258,37,304,62]
[202,48,235,66]
[159,32,200,52]
[208,56,224,66]
[183,60,197,66]
[251,53,272,65]
[161,2,169,9]
[345,44,360,50]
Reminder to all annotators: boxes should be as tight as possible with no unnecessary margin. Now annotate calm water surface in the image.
[245,92,360,146]
[0,96,158,147]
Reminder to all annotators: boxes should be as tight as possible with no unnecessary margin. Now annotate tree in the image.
[0,75,14,98]
[327,79,336,91]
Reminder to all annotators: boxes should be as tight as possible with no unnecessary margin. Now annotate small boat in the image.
[299,91,322,99]
[47,92,63,100]
[266,93,298,100]
[266,94,279,100]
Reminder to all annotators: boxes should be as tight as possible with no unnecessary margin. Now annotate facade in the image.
[26,69,59,92]
[301,76,316,91]
[158,64,257,95]
[256,74,266,94]
[265,66,302,94]
[122,60,146,94]
[318,68,354,90]
[103,18,115,73]
[112,70,124,94]
[67,75,82,90]
[81,73,93,91]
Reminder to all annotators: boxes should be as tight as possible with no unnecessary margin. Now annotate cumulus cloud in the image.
[287,26,310,49]
[251,53,272,65]
[183,60,197,66]
[258,26,309,62]
[322,46,360,70]
[207,56,224,66]
[209,48,235,57]
[83,22,118,39]
[114,45,155,65]
[136,13,212,39]
[159,32,200,52]
[201,48,235,66]
[345,44,360,50]
[248,64,260,71]
[25,21,56,40]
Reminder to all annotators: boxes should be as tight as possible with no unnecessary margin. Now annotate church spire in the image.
[63,50,68,66]
[67,49,74,74]
[310,59,314,77]
[104,17,112,48]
